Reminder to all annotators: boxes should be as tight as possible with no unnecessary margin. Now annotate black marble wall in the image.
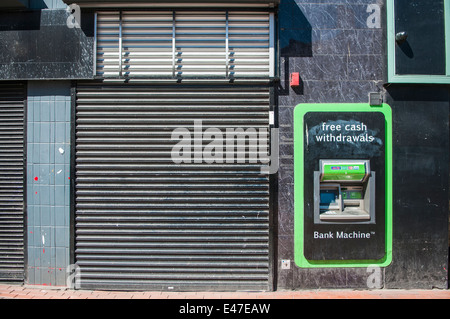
[276,0,448,289]
[0,9,94,80]
[385,85,449,288]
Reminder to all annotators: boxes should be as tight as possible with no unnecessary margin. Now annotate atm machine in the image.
[315,160,375,223]
[294,104,392,268]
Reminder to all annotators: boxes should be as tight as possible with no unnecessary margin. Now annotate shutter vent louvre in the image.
[122,11,174,77]
[97,12,121,77]
[96,10,273,80]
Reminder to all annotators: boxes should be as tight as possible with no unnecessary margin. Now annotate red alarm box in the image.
[290,72,300,87]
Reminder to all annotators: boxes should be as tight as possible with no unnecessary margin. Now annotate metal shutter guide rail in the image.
[95,9,275,82]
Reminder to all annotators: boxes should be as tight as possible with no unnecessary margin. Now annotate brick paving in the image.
[0,284,449,299]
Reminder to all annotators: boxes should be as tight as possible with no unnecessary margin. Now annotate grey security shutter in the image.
[74,84,271,291]
[0,83,25,283]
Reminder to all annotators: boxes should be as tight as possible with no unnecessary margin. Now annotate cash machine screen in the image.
[320,190,338,206]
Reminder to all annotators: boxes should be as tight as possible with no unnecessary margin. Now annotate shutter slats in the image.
[174,12,226,77]
[0,83,25,283]
[96,10,273,79]
[75,84,271,291]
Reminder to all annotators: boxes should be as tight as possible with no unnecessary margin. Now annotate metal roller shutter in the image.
[74,84,271,291]
[0,83,25,283]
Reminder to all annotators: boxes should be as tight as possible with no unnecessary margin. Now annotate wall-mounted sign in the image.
[294,103,393,268]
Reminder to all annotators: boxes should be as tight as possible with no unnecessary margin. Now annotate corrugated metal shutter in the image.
[95,9,274,79]
[0,83,25,283]
[74,84,271,291]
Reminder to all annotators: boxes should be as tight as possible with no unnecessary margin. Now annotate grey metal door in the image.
[0,83,25,283]
[74,84,272,291]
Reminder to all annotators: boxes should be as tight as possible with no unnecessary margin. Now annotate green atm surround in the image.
[294,103,393,268]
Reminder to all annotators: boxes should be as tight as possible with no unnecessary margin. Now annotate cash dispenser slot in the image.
[316,160,374,222]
